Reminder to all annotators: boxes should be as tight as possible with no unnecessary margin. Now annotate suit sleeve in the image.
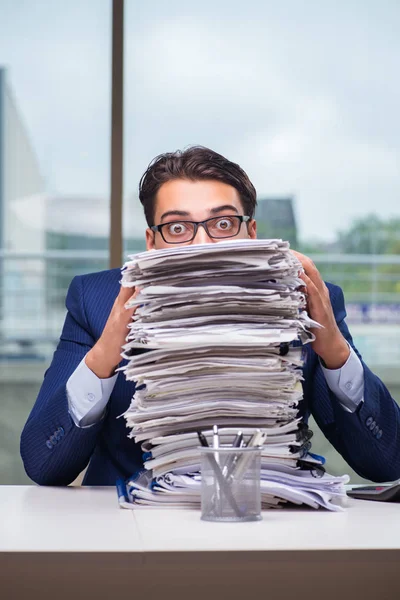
[20,275,104,485]
[309,284,400,482]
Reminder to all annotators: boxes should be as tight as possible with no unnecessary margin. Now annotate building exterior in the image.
[0,68,147,344]
[0,67,46,344]
[44,193,147,311]
[255,197,298,248]
[0,67,45,252]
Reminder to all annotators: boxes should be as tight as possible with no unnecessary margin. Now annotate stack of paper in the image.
[126,465,349,511]
[120,239,349,511]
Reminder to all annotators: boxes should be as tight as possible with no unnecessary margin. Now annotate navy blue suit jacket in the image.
[21,268,400,485]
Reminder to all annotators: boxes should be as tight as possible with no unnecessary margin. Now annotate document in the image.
[119,239,349,511]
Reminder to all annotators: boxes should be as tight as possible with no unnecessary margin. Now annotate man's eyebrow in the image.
[159,204,240,222]
[210,204,240,214]
[160,210,191,222]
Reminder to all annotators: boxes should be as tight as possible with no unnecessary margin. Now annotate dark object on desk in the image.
[347,482,400,502]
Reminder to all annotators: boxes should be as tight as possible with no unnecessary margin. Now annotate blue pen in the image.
[116,477,129,506]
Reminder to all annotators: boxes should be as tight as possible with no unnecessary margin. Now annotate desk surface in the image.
[1,485,400,553]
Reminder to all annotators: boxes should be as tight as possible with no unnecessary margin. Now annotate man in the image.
[21,146,400,485]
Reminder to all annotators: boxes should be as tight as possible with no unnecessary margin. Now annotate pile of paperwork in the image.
[120,240,349,510]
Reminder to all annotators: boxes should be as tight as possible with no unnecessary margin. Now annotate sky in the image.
[1,0,400,242]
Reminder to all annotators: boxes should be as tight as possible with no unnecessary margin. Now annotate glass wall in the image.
[124,0,400,482]
[0,0,111,483]
[1,0,399,486]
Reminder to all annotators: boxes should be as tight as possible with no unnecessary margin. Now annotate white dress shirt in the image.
[66,345,364,428]
[66,358,119,428]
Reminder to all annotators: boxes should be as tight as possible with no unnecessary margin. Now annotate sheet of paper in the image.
[119,239,348,511]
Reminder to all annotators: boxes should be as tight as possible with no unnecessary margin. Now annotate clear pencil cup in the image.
[200,446,262,522]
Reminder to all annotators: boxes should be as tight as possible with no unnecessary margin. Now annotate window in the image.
[0,0,111,483]
[1,1,399,485]
[124,1,400,483]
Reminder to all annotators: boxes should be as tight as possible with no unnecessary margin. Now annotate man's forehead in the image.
[154,179,243,219]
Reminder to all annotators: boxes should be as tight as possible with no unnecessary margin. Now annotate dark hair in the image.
[139,146,257,226]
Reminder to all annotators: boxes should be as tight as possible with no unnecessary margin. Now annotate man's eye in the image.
[168,223,187,235]
[216,218,234,230]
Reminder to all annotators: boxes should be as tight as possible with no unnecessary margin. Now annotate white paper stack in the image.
[120,239,349,511]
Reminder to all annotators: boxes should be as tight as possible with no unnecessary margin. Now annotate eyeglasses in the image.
[151,215,251,244]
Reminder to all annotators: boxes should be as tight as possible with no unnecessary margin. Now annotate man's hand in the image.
[85,286,138,379]
[291,251,350,369]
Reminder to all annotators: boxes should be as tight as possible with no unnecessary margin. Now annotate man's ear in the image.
[146,228,156,250]
[248,218,257,239]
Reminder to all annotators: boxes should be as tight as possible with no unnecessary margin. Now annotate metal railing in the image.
[1,250,400,366]
[0,250,108,360]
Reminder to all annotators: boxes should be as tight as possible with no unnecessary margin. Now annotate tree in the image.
[301,214,400,301]
[337,214,400,255]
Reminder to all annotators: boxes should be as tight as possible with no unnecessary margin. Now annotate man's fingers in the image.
[293,251,325,294]
[119,284,135,301]
[301,272,317,292]
[125,288,140,310]
[300,273,320,310]
[117,285,139,314]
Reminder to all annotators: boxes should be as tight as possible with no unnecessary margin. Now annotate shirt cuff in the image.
[66,356,118,428]
[319,343,365,413]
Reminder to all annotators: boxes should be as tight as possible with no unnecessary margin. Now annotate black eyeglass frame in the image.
[150,215,251,244]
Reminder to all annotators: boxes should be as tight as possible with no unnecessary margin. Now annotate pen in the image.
[222,430,243,478]
[228,429,266,482]
[197,431,243,518]
[232,430,244,448]
[213,425,219,451]
[197,431,209,448]
[212,425,221,512]
[247,430,267,448]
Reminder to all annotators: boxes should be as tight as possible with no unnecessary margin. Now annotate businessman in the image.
[21,146,400,485]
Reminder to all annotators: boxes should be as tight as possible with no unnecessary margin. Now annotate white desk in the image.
[1,486,399,600]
